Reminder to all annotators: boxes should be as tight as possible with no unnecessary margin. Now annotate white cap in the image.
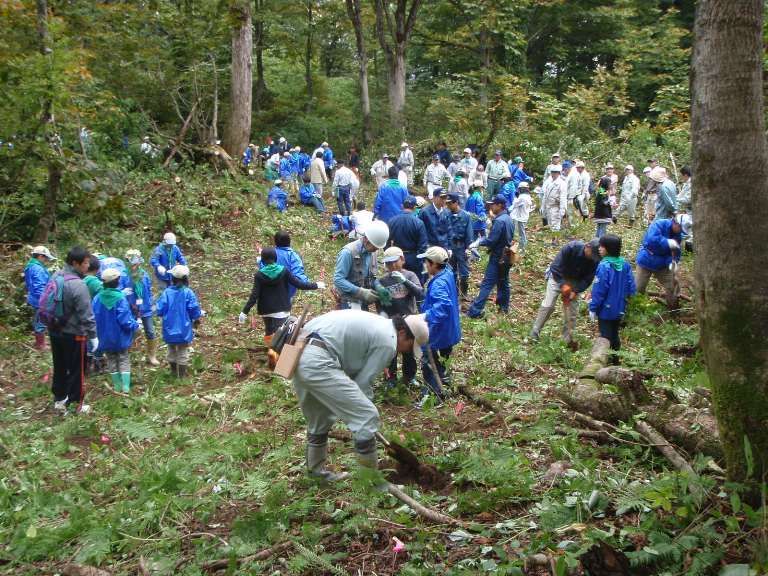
[170,264,190,278]
[101,268,121,283]
[124,249,143,264]
[463,147,472,154]
[625,164,634,171]
[163,232,177,245]
[295,146,301,152]
[31,245,56,260]
[404,313,429,361]
[605,162,614,169]
[279,137,286,143]
[274,179,283,185]
[283,151,290,157]
[575,160,585,168]
[401,142,409,148]
[642,166,652,175]
[649,166,667,183]
[363,220,390,249]
[321,141,329,147]
[417,246,449,264]
[547,164,562,173]
[551,152,560,158]
[518,181,530,189]
[382,246,404,263]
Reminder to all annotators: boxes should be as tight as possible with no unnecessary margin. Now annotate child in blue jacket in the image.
[93,268,140,392]
[155,265,202,378]
[125,249,160,366]
[267,180,288,213]
[150,232,187,291]
[588,234,636,361]
[24,245,56,350]
[299,175,325,213]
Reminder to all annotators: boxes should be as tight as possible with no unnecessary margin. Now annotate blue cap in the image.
[403,195,417,208]
[446,192,460,203]
[432,154,440,160]
[434,187,447,197]
[562,160,573,170]
[494,149,503,156]
[486,194,507,207]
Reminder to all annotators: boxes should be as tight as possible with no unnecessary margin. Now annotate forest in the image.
[1,0,767,575]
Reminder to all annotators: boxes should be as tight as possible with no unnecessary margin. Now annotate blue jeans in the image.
[421,347,452,399]
[141,315,156,340]
[308,196,325,213]
[514,220,527,250]
[336,186,352,216]
[596,222,609,238]
[468,261,511,317]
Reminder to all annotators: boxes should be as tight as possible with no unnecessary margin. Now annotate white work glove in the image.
[588,311,597,322]
[122,287,133,296]
[447,249,453,258]
[390,271,406,283]
[669,260,679,273]
[157,265,166,276]
[238,312,247,324]
[357,288,379,304]
[136,298,143,306]
[200,310,207,317]
[667,239,680,252]
[89,337,99,351]
[469,238,481,249]
[316,281,326,289]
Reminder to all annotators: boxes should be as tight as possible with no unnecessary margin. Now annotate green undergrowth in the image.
[0,169,764,575]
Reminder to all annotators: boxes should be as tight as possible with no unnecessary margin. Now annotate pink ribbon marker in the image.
[392,537,405,553]
[233,362,243,375]
[454,400,466,417]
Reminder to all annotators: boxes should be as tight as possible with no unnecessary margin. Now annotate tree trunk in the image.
[344,0,372,145]
[691,0,768,486]
[211,56,219,143]
[253,1,268,111]
[304,0,313,111]
[387,45,407,130]
[224,0,252,159]
[33,0,60,244]
[479,24,490,109]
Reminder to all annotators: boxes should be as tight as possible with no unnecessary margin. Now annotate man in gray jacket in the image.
[48,246,98,414]
[295,310,429,481]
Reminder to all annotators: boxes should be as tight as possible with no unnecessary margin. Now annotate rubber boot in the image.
[169,362,178,377]
[110,372,121,392]
[529,306,554,341]
[146,339,160,366]
[354,437,378,470]
[306,434,348,482]
[460,278,470,302]
[120,372,131,393]
[177,364,188,378]
[34,332,47,351]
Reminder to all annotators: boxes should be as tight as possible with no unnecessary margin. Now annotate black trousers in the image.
[264,316,287,336]
[50,332,87,405]
[388,351,417,382]
[598,318,621,351]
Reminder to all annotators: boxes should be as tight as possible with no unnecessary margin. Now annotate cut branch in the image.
[386,484,460,525]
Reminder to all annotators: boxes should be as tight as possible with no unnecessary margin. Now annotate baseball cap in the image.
[494,149,502,156]
[562,160,573,170]
[486,194,507,207]
[163,232,177,245]
[513,156,523,163]
[403,195,417,208]
[170,265,190,278]
[434,187,448,197]
[124,249,144,265]
[274,179,283,185]
[382,246,404,263]
[101,268,121,283]
[417,246,449,264]
[518,181,530,189]
[31,245,57,260]
[446,192,460,203]
[432,154,440,160]
[463,147,472,154]
[382,153,389,158]
[548,164,562,173]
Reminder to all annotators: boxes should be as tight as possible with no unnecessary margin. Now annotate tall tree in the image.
[691,0,768,486]
[33,0,61,244]
[224,0,253,158]
[345,0,372,144]
[373,0,423,129]
[304,0,314,110]
[253,0,269,111]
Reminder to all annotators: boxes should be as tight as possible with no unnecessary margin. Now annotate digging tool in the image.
[375,431,422,471]
[425,347,447,400]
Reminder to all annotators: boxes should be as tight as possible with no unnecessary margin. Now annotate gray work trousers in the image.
[635,265,679,308]
[292,344,380,442]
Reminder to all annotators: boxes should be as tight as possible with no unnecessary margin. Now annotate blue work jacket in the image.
[636,219,682,271]
[447,209,473,247]
[480,212,514,262]
[92,290,139,352]
[419,204,450,249]
[589,260,637,320]
[465,192,487,233]
[156,285,202,344]
[374,179,408,224]
[24,260,50,308]
[421,267,461,350]
[150,244,187,284]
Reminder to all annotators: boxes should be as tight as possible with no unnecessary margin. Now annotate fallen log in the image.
[635,420,703,497]
[202,541,293,572]
[455,384,496,412]
[386,484,460,525]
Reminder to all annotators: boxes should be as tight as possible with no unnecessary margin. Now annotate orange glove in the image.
[560,283,576,302]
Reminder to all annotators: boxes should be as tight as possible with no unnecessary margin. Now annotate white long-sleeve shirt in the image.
[423,162,450,186]
[542,175,568,214]
[621,174,640,199]
[566,170,581,199]
[469,169,487,190]
[510,193,535,222]
[398,148,414,169]
[370,159,394,180]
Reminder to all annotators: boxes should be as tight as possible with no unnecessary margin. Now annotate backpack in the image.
[38,272,78,331]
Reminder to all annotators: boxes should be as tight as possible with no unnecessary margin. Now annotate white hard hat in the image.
[31,245,56,260]
[170,264,190,278]
[401,142,409,148]
[295,146,301,152]
[363,220,389,249]
[404,313,429,361]
[518,181,530,189]
[649,166,667,183]
[463,147,472,154]
[163,232,177,245]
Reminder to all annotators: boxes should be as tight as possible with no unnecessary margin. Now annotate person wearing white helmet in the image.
[155,264,202,378]
[333,220,389,310]
[616,165,640,226]
[292,310,429,482]
[150,232,187,291]
[24,245,57,350]
[398,142,414,186]
[370,153,394,187]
